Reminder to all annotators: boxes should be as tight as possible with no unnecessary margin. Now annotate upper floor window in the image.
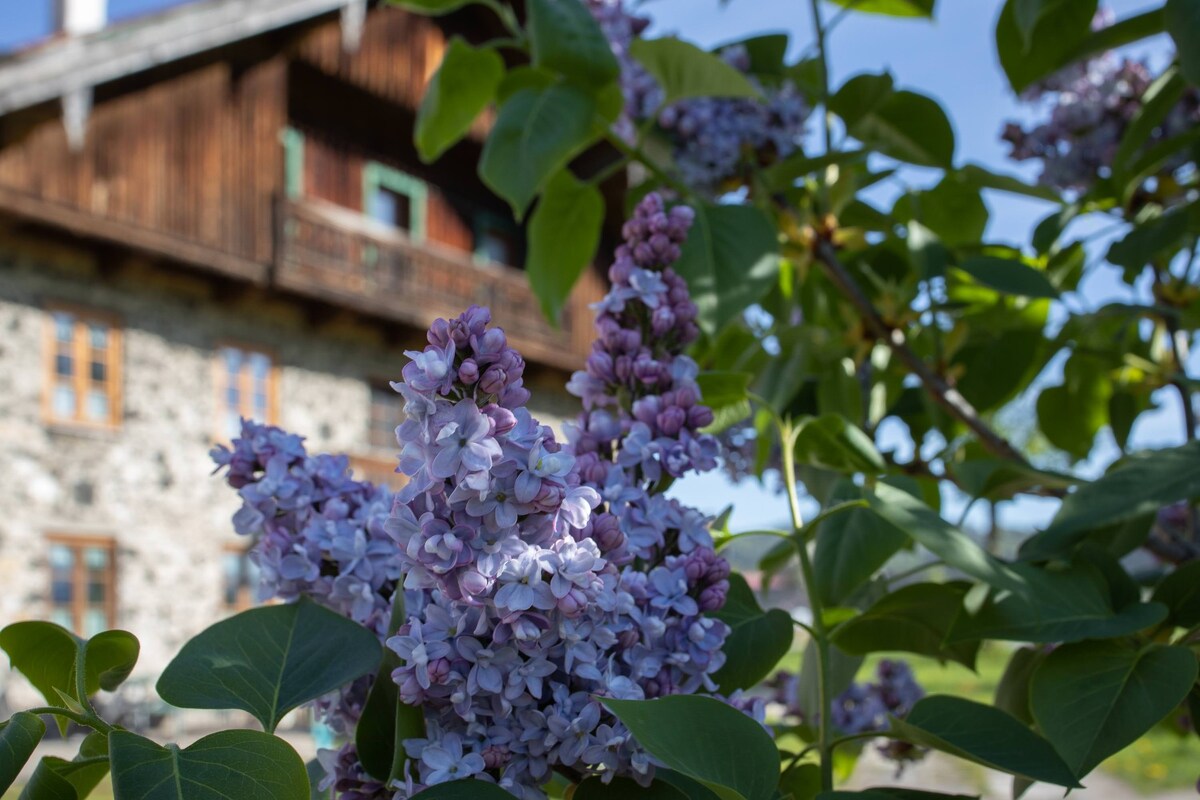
[474,213,523,267]
[44,306,122,428]
[216,345,277,441]
[368,380,403,451]
[222,544,260,614]
[364,163,427,241]
[48,535,116,637]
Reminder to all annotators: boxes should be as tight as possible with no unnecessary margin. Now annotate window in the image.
[282,127,305,199]
[368,380,404,451]
[215,344,277,441]
[44,306,121,428]
[363,163,427,241]
[222,544,260,613]
[474,213,523,267]
[47,536,116,637]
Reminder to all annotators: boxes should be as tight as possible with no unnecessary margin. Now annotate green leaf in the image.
[389,0,476,14]
[906,221,948,279]
[1111,68,1186,185]
[575,777,689,799]
[0,623,140,714]
[829,73,896,128]
[109,730,309,800]
[156,598,382,733]
[955,256,1057,299]
[1031,641,1199,777]
[953,459,1076,503]
[825,0,935,18]
[1036,353,1111,459]
[307,759,331,800]
[526,170,604,321]
[813,482,908,606]
[892,177,988,248]
[711,574,794,693]
[993,646,1046,726]
[838,89,955,168]
[410,780,520,798]
[948,564,1167,644]
[415,39,504,163]
[779,764,820,800]
[674,203,779,333]
[1106,202,1200,271]
[480,84,598,218]
[1020,440,1200,560]
[21,754,110,800]
[1166,0,1200,85]
[600,695,779,800]
[889,696,1080,787]
[817,792,976,799]
[831,583,978,668]
[956,163,1059,201]
[1151,560,1200,629]
[996,0,1098,93]
[713,34,789,81]
[794,414,886,475]
[356,642,423,783]
[629,38,761,107]
[528,0,620,89]
[1014,0,1069,48]
[0,713,46,794]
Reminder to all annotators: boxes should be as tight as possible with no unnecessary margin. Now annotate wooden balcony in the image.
[273,197,602,371]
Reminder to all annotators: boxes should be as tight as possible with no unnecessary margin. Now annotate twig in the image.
[810,238,1035,468]
[1151,269,1197,441]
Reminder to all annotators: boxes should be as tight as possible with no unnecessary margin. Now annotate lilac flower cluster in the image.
[772,660,926,767]
[382,197,732,799]
[211,421,398,638]
[1001,13,1200,200]
[585,0,810,195]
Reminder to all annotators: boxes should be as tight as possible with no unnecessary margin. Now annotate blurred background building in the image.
[0,0,612,691]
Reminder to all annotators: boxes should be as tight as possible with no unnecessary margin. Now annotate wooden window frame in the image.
[362,162,428,243]
[46,534,117,636]
[42,303,123,430]
[212,341,280,442]
[472,210,522,268]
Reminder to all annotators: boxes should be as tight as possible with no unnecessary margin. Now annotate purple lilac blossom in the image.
[1001,12,1200,201]
[585,0,810,195]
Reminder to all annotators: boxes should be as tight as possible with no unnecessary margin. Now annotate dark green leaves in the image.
[889,696,1080,787]
[575,777,689,799]
[0,713,46,793]
[996,0,1098,93]
[830,583,978,668]
[696,371,752,433]
[956,257,1058,299]
[156,599,382,733]
[528,0,620,89]
[109,730,309,800]
[711,573,794,693]
[415,39,504,163]
[831,77,955,167]
[410,780,521,798]
[1166,0,1200,85]
[21,750,110,800]
[1020,440,1200,560]
[674,203,779,333]
[480,85,598,218]
[1031,642,1199,777]
[794,414,886,474]
[527,170,604,321]
[601,695,779,800]
[390,0,476,14]
[1152,561,1200,629]
[813,482,908,606]
[826,0,935,17]
[630,38,760,107]
[0,623,139,708]
[1036,353,1110,460]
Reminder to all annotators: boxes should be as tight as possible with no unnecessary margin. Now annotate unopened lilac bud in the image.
[657,406,686,437]
[699,582,728,612]
[651,306,676,336]
[458,358,480,385]
[428,318,452,347]
[614,355,633,382]
[482,745,511,770]
[632,355,662,385]
[479,366,507,395]
[587,351,615,381]
[688,405,714,429]
[617,628,640,651]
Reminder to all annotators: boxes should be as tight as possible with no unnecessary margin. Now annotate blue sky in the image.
[1,0,1190,534]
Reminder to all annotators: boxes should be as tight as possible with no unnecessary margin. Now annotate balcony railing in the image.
[274,197,601,371]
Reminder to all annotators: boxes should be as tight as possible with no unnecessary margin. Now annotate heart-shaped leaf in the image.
[156,598,381,732]
[110,730,309,800]
[526,169,605,321]
[415,39,505,163]
[831,583,978,668]
[0,713,46,793]
[1031,641,1199,777]
[629,37,760,107]
[711,574,794,693]
[601,695,779,800]
[528,0,620,89]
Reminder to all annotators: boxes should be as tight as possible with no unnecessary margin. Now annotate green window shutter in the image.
[282,127,305,199]
[362,162,429,243]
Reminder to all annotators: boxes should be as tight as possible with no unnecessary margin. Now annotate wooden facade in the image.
[0,3,608,370]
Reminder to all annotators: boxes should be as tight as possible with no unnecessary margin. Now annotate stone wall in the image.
[0,234,579,706]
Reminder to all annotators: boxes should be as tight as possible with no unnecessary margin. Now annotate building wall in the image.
[0,235,577,697]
